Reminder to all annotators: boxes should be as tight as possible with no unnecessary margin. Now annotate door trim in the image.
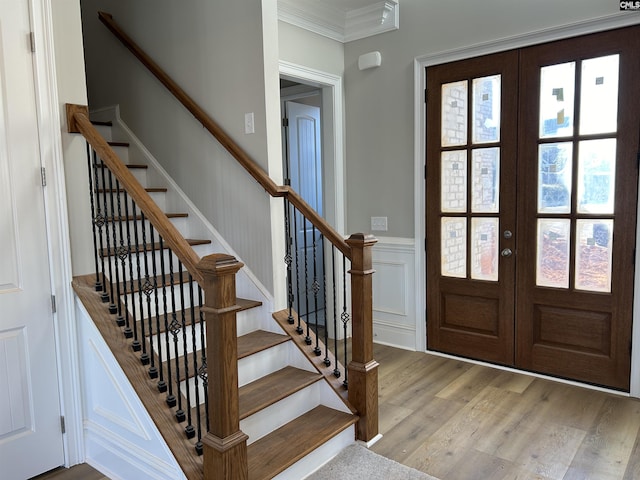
[31,0,84,465]
[413,13,640,396]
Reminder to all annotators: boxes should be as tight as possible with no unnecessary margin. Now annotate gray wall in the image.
[343,0,621,238]
[80,0,281,292]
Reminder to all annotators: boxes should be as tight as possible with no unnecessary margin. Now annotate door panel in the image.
[285,101,326,322]
[516,26,640,390]
[427,51,519,366]
[427,26,640,390]
[0,0,65,476]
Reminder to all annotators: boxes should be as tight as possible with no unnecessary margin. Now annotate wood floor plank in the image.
[564,395,640,480]
[372,343,640,480]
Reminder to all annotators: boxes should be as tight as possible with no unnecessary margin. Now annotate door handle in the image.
[501,248,513,257]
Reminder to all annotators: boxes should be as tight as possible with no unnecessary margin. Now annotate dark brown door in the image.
[426,50,519,366]
[426,26,640,390]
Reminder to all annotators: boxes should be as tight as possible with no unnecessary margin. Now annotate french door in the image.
[426,26,640,390]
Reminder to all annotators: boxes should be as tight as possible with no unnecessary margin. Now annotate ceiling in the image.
[278,0,399,43]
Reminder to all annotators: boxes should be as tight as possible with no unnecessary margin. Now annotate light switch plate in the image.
[371,216,388,231]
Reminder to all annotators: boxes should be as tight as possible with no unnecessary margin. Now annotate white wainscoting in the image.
[372,237,419,351]
[76,298,187,480]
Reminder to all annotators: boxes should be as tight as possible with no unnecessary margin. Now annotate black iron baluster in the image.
[312,225,321,356]
[293,208,303,335]
[322,237,330,367]
[169,250,184,419]
[342,256,350,388]
[147,225,160,380]
[188,274,202,452]
[99,160,117,313]
[86,145,103,293]
[157,236,169,394]
[332,246,340,378]
[179,263,195,439]
[284,198,295,325]
[108,170,124,326]
[123,195,137,341]
[92,155,109,302]
[197,285,209,436]
[139,212,152,367]
[303,215,312,346]
[114,179,130,331]
[131,202,145,353]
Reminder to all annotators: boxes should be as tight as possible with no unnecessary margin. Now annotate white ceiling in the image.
[278,0,399,43]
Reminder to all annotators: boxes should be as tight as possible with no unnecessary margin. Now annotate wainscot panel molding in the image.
[76,299,187,480]
[372,237,418,351]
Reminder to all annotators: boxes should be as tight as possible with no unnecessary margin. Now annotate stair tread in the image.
[238,330,290,359]
[91,120,112,126]
[134,298,262,332]
[247,405,356,480]
[101,239,211,257]
[239,366,322,420]
[108,141,129,147]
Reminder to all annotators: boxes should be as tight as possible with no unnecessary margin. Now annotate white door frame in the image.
[279,61,346,239]
[30,0,83,465]
[414,13,640,396]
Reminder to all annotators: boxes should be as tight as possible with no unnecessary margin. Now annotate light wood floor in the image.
[371,343,640,480]
[34,343,640,480]
[31,463,107,480]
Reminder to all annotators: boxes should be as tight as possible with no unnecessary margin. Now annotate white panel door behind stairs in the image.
[0,0,65,478]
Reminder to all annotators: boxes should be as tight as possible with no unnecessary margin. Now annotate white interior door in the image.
[0,0,65,477]
[285,100,325,322]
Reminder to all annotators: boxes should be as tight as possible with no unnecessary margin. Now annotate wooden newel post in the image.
[346,233,379,443]
[198,254,249,480]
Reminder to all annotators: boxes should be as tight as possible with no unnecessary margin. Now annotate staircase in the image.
[72,113,363,479]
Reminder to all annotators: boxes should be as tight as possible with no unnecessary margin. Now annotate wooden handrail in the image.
[97,11,351,259]
[66,104,204,285]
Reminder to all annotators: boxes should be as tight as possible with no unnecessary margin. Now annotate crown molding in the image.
[278,0,399,43]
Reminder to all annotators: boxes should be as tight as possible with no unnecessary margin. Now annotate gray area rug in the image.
[305,444,438,480]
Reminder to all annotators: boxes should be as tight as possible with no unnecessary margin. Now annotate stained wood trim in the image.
[95,11,351,259]
[73,275,204,480]
[66,107,204,284]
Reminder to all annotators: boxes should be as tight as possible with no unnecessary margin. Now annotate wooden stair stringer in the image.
[273,309,354,412]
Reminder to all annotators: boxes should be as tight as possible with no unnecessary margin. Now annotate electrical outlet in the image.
[371,216,388,231]
[244,112,255,134]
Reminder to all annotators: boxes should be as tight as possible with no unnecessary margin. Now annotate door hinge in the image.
[51,295,57,314]
[282,117,289,128]
[60,416,66,434]
[424,88,428,103]
[424,164,427,179]
[425,237,427,251]
[29,32,36,53]
[41,167,47,187]
[637,151,640,167]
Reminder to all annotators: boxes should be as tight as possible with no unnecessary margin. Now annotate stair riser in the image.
[96,144,129,164]
[91,124,113,141]
[97,217,189,247]
[273,426,355,480]
[103,243,214,284]
[242,382,322,446]
[94,167,148,188]
[93,191,167,215]
[179,341,292,404]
